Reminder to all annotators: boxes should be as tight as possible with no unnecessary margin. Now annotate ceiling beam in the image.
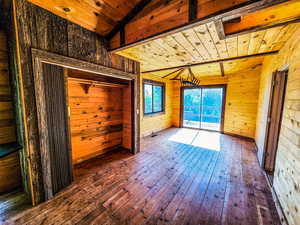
[221,0,300,39]
[222,17,300,39]
[109,0,290,52]
[142,51,278,74]
[188,0,198,22]
[161,68,183,78]
[106,0,152,41]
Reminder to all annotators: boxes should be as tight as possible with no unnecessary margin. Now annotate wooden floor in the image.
[0,189,30,223]
[3,128,280,225]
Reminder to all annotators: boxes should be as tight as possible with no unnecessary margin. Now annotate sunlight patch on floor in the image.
[168,128,199,144]
[192,130,221,151]
[168,128,221,151]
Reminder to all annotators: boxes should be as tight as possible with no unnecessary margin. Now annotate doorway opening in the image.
[263,69,288,183]
[181,85,226,132]
[66,69,135,172]
[30,49,139,203]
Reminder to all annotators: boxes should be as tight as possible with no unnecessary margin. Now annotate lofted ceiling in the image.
[116,22,300,76]
[27,0,142,36]
[26,0,300,78]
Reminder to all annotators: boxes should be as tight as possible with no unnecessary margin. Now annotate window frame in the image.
[143,79,166,116]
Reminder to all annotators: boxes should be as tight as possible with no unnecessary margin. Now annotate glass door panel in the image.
[182,87,224,131]
[200,88,223,131]
[183,88,201,128]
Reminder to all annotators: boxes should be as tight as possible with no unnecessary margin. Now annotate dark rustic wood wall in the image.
[122,82,132,150]
[0,29,16,144]
[0,27,22,194]
[4,0,139,205]
[42,64,73,197]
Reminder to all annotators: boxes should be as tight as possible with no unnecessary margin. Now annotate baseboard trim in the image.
[141,126,173,139]
[223,132,255,142]
[263,172,289,225]
[252,141,288,225]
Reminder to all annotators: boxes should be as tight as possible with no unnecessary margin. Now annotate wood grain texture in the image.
[264,70,287,173]
[0,189,30,223]
[255,25,300,225]
[0,152,21,193]
[110,0,254,49]
[3,128,280,225]
[27,0,141,36]
[172,66,262,139]
[122,81,132,150]
[116,22,300,73]
[224,0,300,36]
[0,30,16,144]
[8,0,140,205]
[68,76,125,164]
[42,63,73,198]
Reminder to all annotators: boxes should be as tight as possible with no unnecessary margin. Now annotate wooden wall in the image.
[255,26,300,225]
[0,27,22,195]
[68,79,126,164]
[0,152,21,193]
[224,69,261,138]
[0,30,16,144]
[172,68,261,139]
[140,74,173,137]
[6,0,139,204]
[122,82,132,149]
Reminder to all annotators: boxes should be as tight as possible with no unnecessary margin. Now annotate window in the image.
[143,80,165,115]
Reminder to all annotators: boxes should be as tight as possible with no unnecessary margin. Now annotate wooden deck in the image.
[3,128,280,225]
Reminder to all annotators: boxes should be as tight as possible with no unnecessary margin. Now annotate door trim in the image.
[180,84,227,133]
[31,48,140,203]
[263,69,288,176]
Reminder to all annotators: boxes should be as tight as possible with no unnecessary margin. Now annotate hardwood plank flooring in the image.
[0,189,30,223]
[3,128,281,225]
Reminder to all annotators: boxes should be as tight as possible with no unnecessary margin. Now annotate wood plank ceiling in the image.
[26,0,300,78]
[116,22,300,77]
[27,0,143,36]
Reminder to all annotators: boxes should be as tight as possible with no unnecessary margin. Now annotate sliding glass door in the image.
[182,86,225,131]
[182,88,202,129]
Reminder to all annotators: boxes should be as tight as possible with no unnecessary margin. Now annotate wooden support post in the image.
[120,27,125,47]
[106,0,152,40]
[189,0,198,22]
[220,62,225,76]
[214,20,226,40]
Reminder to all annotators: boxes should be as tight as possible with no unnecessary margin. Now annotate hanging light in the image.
[163,66,200,86]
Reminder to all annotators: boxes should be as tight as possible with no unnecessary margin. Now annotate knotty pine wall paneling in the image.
[255,25,300,225]
[225,70,261,138]
[7,0,139,204]
[172,68,261,139]
[68,78,125,164]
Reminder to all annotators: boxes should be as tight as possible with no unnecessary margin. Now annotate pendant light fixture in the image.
[161,66,200,86]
